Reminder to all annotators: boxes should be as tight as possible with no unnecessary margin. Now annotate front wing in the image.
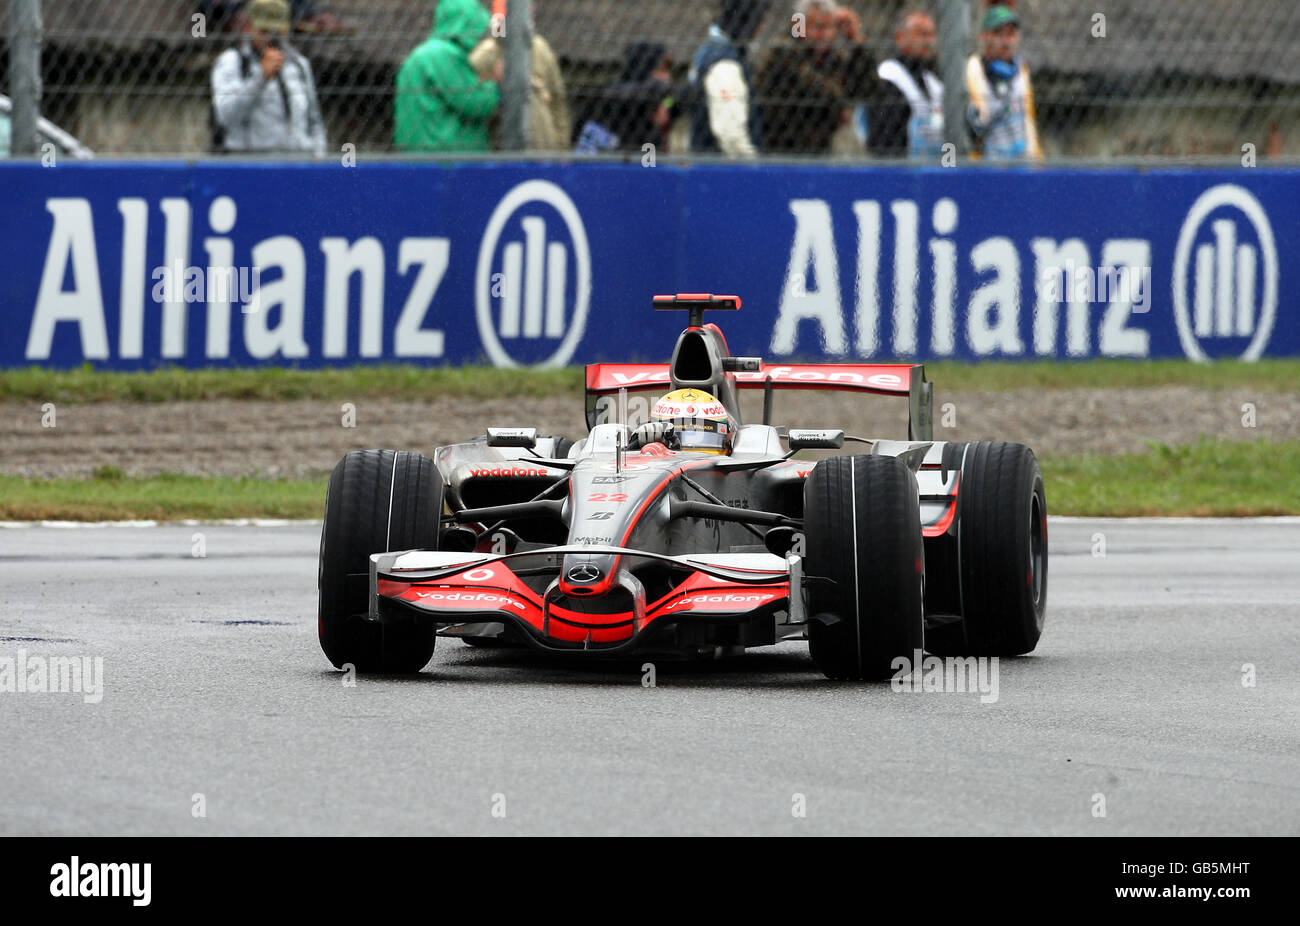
[369,546,807,653]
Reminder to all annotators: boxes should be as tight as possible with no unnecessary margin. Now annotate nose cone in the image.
[547,553,645,644]
[559,552,618,597]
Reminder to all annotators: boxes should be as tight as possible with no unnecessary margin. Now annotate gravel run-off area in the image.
[3,387,1296,479]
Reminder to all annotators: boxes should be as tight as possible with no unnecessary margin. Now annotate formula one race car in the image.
[318,294,1047,680]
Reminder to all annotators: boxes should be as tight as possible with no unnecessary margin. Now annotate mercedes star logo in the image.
[566,563,602,584]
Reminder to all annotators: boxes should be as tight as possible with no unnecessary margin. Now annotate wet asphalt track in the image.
[1,518,1297,836]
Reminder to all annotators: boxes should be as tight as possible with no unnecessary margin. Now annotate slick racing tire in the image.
[930,441,1047,657]
[318,450,443,673]
[545,435,575,459]
[804,455,925,680]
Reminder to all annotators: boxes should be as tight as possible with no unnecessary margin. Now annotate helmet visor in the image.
[666,418,730,452]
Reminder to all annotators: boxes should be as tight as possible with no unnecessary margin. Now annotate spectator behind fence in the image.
[690,0,772,158]
[870,9,944,159]
[574,43,677,155]
[467,0,571,150]
[395,0,501,153]
[755,0,875,155]
[210,0,327,155]
[199,1,351,35]
[288,0,351,35]
[966,3,1041,161]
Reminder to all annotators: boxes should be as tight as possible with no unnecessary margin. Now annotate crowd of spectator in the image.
[210,0,1043,161]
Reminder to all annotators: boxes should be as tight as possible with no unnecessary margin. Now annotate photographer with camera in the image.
[210,0,327,155]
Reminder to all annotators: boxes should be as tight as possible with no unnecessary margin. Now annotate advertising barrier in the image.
[0,161,1294,369]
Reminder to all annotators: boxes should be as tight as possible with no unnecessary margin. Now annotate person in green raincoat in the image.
[395,0,501,152]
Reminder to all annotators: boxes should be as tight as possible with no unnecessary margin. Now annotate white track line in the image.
[0,519,323,529]
[2,515,1299,530]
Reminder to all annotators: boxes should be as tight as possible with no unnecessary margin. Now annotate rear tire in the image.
[804,455,925,680]
[930,441,1047,656]
[318,450,443,673]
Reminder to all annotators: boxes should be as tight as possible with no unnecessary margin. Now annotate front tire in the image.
[318,449,443,673]
[931,441,1047,656]
[804,455,925,680]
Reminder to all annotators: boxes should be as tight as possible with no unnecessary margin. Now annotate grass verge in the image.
[1,360,1297,403]
[0,365,582,403]
[0,469,325,522]
[1041,438,1300,517]
[1,440,1295,521]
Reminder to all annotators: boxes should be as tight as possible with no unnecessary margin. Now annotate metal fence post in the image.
[501,0,533,151]
[8,0,43,157]
[940,0,971,156]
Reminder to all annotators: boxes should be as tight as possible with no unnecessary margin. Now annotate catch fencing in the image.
[2,0,1298,160]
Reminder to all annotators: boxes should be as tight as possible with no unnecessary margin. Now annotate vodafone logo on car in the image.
[413,590,526,611]
[469,466,552,478]
[665,592,777,611]
[651,398,727,418]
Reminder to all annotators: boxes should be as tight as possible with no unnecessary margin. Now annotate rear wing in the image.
[585,363,934,440]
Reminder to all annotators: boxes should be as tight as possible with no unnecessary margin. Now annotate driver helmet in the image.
[649,388,736,455]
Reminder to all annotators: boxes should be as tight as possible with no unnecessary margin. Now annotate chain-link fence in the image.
[2,0,1298,160]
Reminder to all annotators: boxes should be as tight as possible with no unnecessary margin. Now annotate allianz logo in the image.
[771,184,1276,361]
[1172,185,1278,362]
[24,180,592,367]
[475,180,592,368]
[23,179,1273,365]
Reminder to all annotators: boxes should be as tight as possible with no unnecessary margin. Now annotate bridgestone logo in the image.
[414,591,526,610]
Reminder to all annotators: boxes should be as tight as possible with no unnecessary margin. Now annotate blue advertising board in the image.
[0,160,1294,368]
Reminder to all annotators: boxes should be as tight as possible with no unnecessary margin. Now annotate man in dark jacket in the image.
[869,9,944,158]
[689,0,771,157]
[575,43,676,154]
[756,0,875,155]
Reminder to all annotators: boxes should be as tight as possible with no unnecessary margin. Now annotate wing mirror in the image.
[787,429,845,451]
[763,526,801,557]
[486,427,537,449]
